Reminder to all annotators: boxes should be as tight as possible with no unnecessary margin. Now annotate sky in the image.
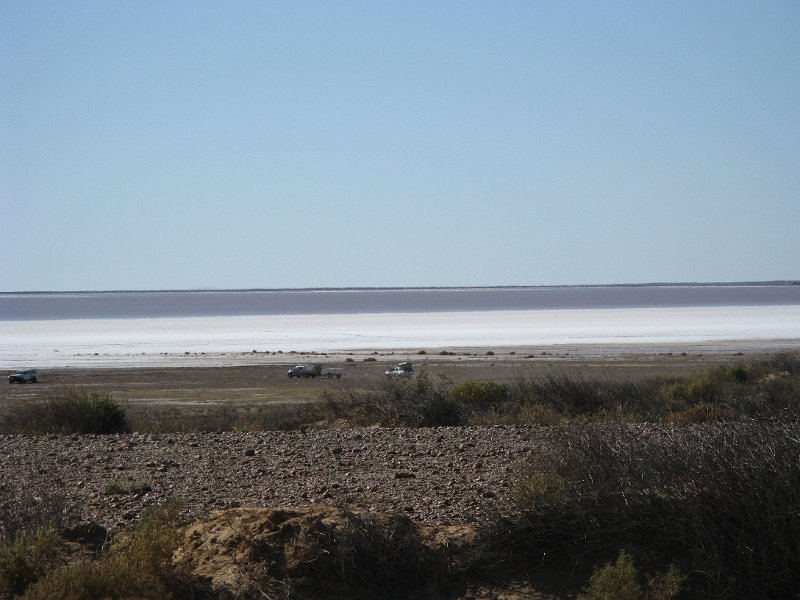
[2,2,799,292]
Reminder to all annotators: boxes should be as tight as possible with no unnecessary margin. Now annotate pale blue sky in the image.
[2,2,798,291]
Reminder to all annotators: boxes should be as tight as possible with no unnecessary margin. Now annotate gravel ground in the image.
[1,426,546,534]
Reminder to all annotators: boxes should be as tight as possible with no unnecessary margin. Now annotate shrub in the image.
[0,528,64,596]
[726,366,748,383]
[289,509,429,598]
[752,376,800,421]
[761,352,800,375]
[577,551,643,600]
[511,373,655,418]
[449,380,509,406]
[665,402,741,424]
[477,423,800,599]
[103,479,152,496]
[236,403,325,431]
[0,477,67,541]
[686,376,715,403]
[577,551,684,600]
[515,403,564,426]
[322,373,466,428]
[2,387,130,434]
[23,501,190,600]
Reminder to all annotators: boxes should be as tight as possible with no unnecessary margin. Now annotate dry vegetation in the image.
[1,351,798,598]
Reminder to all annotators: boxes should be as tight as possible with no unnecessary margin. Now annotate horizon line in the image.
[2,280,799,295]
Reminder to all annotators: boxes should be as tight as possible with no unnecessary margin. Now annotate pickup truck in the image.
[385,362,413,379]
[8,369,39,384]
[287,364,344,379]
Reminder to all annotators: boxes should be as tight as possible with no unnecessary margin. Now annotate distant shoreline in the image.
[2,280,799,295]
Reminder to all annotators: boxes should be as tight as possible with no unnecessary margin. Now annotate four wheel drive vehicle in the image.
[287,364,343,379]
[385,362,414,379]
[8,369,39,384]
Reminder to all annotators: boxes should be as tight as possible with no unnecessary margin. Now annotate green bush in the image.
[577,551,684,600]
[726,366,748,383]
[2,387,130,434]
[103,479,152,496]
[577,551,643,600]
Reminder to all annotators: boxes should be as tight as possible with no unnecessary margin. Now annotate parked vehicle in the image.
[287,364,343,379]
[8,369,39,384]
[385,362,413,379]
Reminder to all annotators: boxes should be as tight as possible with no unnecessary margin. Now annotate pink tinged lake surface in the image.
[2,305,799,368]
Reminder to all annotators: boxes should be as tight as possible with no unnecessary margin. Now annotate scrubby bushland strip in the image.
[321,352,800,427]
[2,353,797,434]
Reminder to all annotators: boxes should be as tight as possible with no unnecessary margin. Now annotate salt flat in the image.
[2,304,800,368]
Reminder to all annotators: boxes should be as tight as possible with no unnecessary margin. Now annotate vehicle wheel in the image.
[30,378,37,383]
[327,373,333,379]
[336,374,342,379]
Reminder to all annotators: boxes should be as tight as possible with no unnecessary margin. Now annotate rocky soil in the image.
[0,426,546,535]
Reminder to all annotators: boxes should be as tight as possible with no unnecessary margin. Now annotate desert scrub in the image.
[477,423,800,599]
[287,509,429,598]
[22,501,191,600]
[664,402,741,424]
[510,373,659,419]
[1,387,130,434]
[577,550,684,600]
[448,380,509,406]
[0,528,65,597]
[130,402,326,433]
[322,373,466,427]
[103,478,152,496]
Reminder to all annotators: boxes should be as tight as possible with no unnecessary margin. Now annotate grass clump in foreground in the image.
[19,501,190,600]
[1,387,131,434]
[577,550,684,600]
[472,422,800,599]
[0,528,65,597]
